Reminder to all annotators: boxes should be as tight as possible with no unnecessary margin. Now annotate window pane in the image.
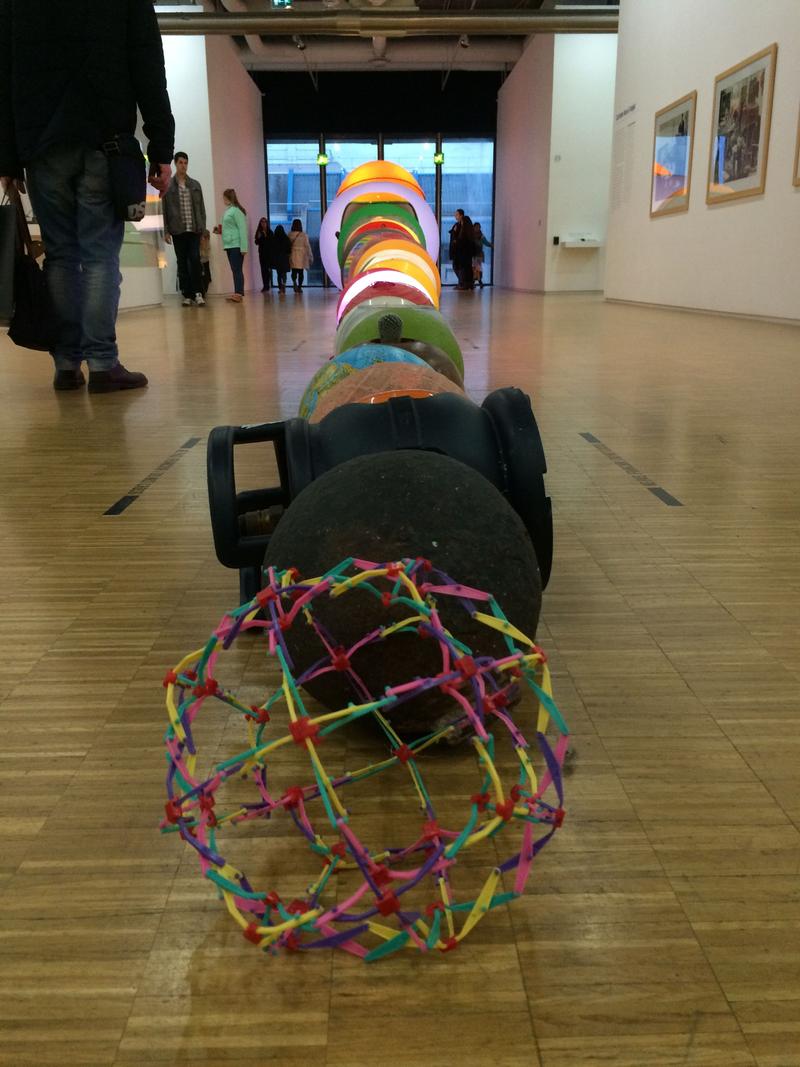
[383,139,437,215]
[267,141,324,285]
[442,139,495,285]
[325,141,378,203]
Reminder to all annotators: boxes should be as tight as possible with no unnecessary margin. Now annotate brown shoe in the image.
[53,367,86,391]
[88,363,148,393]
[226,294,243,303]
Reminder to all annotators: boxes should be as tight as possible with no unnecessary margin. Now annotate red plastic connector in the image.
[282,785,305,810]
[246,704,270,724]
[495,798,516,822]
[470,791,490,812]
[243,922,262,944]
[425,901,445,918]
[263,891,281,909]
[421,819,441,842]
[369,863,393,888]
[386,562,401,578]
[289,718,320,745]
[553,807,566,828]
[287,899,310,915]
[164,798,183,824]
[256,587,277,608]
[454,655,478,679]
[381,591,392,608]
[531,643,549,664]
[284,931,301,952]
[162,670,178,688]
[416,557,433,572]
[393,744,413,764]
[192,678,219,699]
[331,648,350,672]
[377,891,401,916]
[439,936,459,953]
[510,784,522,802]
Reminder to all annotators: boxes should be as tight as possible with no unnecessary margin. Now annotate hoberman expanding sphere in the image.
[161,558,568,960]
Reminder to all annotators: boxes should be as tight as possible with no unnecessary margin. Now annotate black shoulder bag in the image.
[101,134,147,222]
[8,195,59,352]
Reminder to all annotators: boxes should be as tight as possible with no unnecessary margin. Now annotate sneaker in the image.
[53,367,86,391]
[88,363,148,393]
[194,293,205,306]
[182,297,192,307]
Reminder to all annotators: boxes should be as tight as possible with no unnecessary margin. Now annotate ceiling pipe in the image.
[157,9,619,36]
[239,37,523,68]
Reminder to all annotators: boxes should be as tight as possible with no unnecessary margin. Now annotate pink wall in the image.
[205,37,268,294]
[495,36,554,292]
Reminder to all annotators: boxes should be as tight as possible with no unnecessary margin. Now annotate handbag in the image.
[0,194,16,325]
[101,134,147,222]
[8,196,59,352]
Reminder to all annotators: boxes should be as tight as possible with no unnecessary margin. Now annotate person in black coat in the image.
[254,217,274,292]
[272,225,291,294]
[0,0,174,392]
[453,215,476,291]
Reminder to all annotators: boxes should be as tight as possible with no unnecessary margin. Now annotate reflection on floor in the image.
[1,289,799,1066]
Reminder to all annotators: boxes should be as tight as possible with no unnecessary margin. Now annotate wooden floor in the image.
[1,289,799,1066]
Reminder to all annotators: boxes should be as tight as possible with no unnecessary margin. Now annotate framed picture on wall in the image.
[793,105,800,187]
[707,43,778,204]
[650,91,697,217]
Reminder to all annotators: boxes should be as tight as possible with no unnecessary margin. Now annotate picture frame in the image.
[793,104,800,188]
[650,90,697,218]
[707,43,778,205]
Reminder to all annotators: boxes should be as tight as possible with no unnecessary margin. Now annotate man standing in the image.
[0,0,174,392]
[163,153,207,307]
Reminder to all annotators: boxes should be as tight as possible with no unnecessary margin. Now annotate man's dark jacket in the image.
[163,177,207,236]
[0,0,174,178]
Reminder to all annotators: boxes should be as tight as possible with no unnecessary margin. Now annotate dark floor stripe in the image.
[580,432,683,507]
[104,437,202,516]
[648,486,683,507]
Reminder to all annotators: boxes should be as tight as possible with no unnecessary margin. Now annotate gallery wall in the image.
[161,35,267,296]
[605,0,800,320]
[206,36,268,295]
[495,36,554,292]
[545,35,617,291]
[495,35,617,292]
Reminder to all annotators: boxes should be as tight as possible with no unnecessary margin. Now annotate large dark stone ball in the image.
[264,451,542,737]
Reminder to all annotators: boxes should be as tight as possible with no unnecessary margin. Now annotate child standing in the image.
[472,223,492,288]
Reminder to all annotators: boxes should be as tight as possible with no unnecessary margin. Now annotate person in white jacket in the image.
[288,218,313,292]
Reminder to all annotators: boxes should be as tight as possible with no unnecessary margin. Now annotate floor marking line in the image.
[104,437,202,515]
[579,432,683,507]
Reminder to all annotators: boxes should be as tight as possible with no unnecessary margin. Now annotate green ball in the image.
[336,304,464,378]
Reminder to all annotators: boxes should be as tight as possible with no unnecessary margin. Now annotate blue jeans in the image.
[26,146,124,370]
[226,248,245,295]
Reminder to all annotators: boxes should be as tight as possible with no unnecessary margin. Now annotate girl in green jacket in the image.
[217,189,248,302]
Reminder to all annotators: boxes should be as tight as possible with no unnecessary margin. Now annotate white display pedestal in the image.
[119,225,164,311]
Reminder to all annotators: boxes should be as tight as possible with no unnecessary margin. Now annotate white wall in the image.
[495,36,554,292]
[160,35,267,296]
[605,0,800,320]
[495,34,617,292]
[545,35,617,291]
[206,36,268,294]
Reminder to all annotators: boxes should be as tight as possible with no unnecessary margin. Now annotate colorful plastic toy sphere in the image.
[161,558,569,961]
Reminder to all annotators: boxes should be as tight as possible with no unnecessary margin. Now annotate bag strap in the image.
[12,196,37,259]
